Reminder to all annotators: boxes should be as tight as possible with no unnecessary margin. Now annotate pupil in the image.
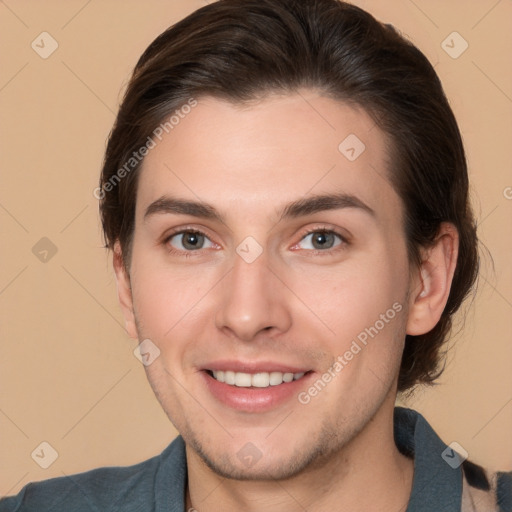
[184,232,202,249]
[313,232,333,249]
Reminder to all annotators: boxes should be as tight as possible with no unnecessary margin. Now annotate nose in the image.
[215,249,292,342]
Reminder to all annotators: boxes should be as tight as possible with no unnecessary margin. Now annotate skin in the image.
[114,90,458,511]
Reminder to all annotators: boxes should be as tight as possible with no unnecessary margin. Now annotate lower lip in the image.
[202,371,314,413]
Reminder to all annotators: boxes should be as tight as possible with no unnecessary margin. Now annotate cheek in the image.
[291,264,408,405]
[129,255,222,349]
[289,251,408,343]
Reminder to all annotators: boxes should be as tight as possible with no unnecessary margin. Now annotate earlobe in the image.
[113,242,138,339]
[406,223,459,336]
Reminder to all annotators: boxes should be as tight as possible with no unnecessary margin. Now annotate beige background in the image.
[1,0,511,496]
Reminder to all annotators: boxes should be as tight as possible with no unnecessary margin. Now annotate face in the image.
[120,91,415,480]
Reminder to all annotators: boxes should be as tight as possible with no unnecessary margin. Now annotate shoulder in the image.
[0,437,186,512]
[0,457,160,512]
[461,461,512,512]
[394,407,512,511]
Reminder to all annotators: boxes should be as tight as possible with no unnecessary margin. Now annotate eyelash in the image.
[162,226,349,258]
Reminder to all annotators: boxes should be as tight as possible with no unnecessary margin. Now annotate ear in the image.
[406,223,459,336]
[113,242,138,339]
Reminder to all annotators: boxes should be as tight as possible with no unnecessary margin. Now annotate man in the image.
[1,0,510,511]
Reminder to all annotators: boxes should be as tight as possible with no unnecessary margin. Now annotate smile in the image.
[202,367,315,413]
[208,370,306,388]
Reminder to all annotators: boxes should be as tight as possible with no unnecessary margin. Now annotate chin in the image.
[194,444,318,481]
[184,418,351,482]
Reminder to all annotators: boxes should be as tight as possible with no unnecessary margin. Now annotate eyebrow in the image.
[143,192,375,223]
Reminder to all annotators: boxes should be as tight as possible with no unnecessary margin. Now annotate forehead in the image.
[136,91,402,227]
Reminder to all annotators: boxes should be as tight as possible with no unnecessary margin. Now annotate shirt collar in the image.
[395,407,462,511]
[155,435,187,512]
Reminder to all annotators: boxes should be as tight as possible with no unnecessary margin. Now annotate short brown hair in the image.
[99,0,479,392]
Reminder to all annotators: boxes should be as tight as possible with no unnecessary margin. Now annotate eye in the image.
[167,230,215,251]
[297,230,344,251]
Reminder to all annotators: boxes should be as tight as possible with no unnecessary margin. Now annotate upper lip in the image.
[202,360,311,374]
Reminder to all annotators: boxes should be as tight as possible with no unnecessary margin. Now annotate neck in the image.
[186,401,413,512]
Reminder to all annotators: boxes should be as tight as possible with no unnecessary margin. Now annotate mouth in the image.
[200,364,314,412]
[206,369,309,388]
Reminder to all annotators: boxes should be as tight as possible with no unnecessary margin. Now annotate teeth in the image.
[252,372,270,387]
[211,370,306,388]
[235,372,252,387]
[269,371,284,386]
